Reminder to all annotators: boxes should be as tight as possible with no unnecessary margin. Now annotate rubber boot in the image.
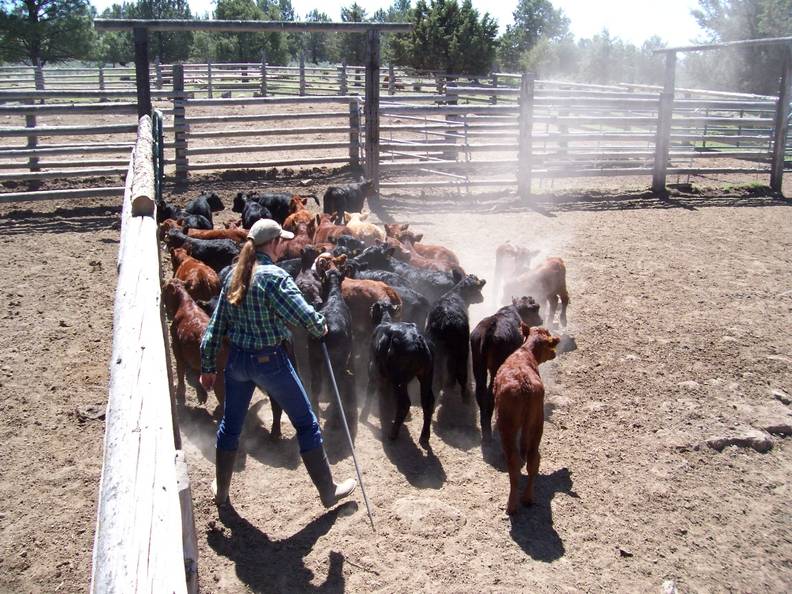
[301,447,357,508]
[212,448,237,506]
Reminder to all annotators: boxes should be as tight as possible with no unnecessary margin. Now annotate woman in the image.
[200,218,356,507]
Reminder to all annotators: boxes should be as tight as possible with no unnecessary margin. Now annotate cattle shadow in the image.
[359,396,447,489]
[433,386,481,451]
[0,204,120,235]
[376,187,791,216]
[382,436,447,489]
[508,467,578,562]
[209,502,352,594]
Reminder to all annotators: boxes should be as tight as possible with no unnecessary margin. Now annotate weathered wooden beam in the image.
[364,29,381,195]
[172,64,188,185]
[770,48,792,192]
[517,72,535,198]
[91,148,187,594]
[652,52,676,193]
[134,27,152,118]
[349,99,360,168]
[94,19,412,33]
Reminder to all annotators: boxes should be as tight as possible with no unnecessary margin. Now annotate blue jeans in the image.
[217,344,323,453]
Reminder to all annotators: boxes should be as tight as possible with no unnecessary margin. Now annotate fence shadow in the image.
[0,204,120,235]
[508,467,578,563]
[209,502,352,594]
[374,187,791,219]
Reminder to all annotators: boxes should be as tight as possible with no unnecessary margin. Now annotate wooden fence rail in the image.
[90,113,197,593]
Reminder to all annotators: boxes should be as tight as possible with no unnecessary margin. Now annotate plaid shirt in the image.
[200,253,325,373]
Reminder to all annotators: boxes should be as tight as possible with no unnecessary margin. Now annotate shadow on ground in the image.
[0,204,120,235]
[209,502,356,593]
[370,186,791,222]
[508,467,579,562]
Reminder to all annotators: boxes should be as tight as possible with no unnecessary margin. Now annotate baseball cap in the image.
[248,218,294,244]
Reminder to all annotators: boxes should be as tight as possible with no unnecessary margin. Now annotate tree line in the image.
[0,0,789,95]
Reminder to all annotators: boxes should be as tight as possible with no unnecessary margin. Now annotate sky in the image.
[91,0,706,48]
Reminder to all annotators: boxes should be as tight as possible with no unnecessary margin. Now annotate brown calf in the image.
[501,257,570,327]
[494,325,559,514]
[493,242,539,303]
[187,227,248,243]
[313,212,352,245]
[162,278,228,410]
[397,228,462,271]
[277,220,315,260]
[170,247,221,302]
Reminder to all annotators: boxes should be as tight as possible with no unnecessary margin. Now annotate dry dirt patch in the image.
[0,181,791,593]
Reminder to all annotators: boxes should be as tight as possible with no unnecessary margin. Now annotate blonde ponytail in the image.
[228,239,257,306]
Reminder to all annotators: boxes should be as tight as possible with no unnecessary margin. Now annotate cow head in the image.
[232,192,247,213]
[296,270,323,309]
[521,325,560,364]
[384,223,409,238]
[512,296,543,328]
[370,300,400,326]
[356,244,392,270]
[300,245,320,271]
[161,279,188,319]
[205,192,224,212]
[455,274,486,305]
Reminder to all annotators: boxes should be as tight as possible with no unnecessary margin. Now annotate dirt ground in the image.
[1,173,791,593]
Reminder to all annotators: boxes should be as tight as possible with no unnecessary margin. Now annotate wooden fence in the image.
[0,61,455,98]
[90,113,197,593]
[1,63,790,196]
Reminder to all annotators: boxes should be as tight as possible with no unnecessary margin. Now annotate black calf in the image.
[185,192,224,226]
[165,230,240,273]
[470,296,543,441]
[323,180,374,217]
[364,301,434,448]
[425,274,486,402]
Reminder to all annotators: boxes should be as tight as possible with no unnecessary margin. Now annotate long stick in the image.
[320,342,375,530]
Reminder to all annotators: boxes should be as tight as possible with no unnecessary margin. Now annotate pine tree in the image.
[0,0,95,65]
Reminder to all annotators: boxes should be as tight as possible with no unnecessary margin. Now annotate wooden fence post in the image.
[155,56,163,90]
[388,62,395,95]
[349,99,361,169]
[25,114,38,173]
[652,51,676,194]
[172,63,188,186]
[34,61,44,91]
[133,27,152,118]
[770,48,792,192]
[444,80,460,161]
[260,52,267,97]
[490,72,498,104]
[98,64,108,102]
[299,51,306,96]
[518,71,535,199]
[206,60,213,98]
[364,29,381,197]
[175,451,199,594]
[339,60,348,95]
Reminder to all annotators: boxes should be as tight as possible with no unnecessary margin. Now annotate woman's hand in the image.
[200,373,216,391]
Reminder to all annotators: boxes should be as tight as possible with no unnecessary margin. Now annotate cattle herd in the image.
[156,182,572,515]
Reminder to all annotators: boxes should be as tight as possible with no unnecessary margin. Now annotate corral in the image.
[1,22,792,594]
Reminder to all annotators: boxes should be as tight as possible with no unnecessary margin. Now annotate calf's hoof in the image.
[506,497,519,515]
[418,432,431,450]
[270,426,282,440]
[521,489,535,507]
